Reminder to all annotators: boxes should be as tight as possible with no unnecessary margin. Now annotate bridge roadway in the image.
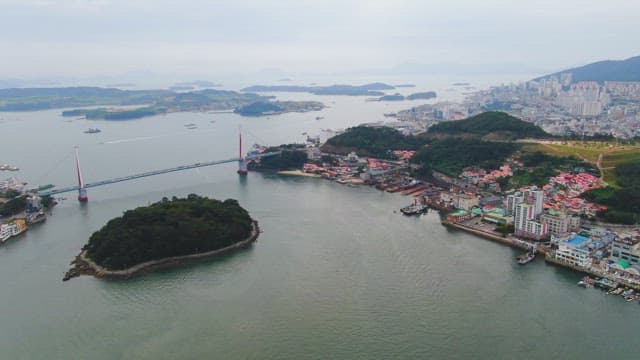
[38,152,281,196]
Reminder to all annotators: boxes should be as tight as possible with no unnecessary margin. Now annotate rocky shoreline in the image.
[63,220,260,281]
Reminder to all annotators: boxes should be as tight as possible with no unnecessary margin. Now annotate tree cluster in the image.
[83,195,253,270]
[427,111,549,139]
[411,138,520,177]
[582,162,640,224]
[322,126,424,159]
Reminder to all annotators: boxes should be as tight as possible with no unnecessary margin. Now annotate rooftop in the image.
[567,234,590,247]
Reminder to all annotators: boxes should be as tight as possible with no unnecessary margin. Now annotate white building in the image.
[506,193,524,216]
[540,211,581,236]
[611,238,640,266]
[554,234,593,268]
[514,203,535,232]
[523,188,544,216]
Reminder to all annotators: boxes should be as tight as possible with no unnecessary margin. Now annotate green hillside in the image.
[427,111,549,139]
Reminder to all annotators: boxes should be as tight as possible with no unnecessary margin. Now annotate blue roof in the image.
[567,234,590,247]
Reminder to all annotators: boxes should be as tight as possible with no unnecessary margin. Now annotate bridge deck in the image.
[38,151,281,196]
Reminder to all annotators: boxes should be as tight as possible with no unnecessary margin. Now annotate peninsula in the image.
[63,195,259,280]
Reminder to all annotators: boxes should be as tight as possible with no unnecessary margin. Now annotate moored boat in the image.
[516,250,536,265]
[400,203,428,216]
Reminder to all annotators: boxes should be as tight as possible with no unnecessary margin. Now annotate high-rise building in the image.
[515,203,535,232]
[515,202,548,240]
[506,193,524,216]
[523,189,544,215]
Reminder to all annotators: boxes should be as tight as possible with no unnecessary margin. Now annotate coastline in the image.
[63,220,260,281]
[443,219,640,291]
[276,170,322,178]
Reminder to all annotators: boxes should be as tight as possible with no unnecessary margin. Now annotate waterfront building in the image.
[540,210,581,236]
[0,219,27,242]
[441,192,479,210]
[514,202,548,240]
[611,237,640,266]
[446,209,471,223]
[521,220,549,240]
[482,211,511,225]
[554,234,593,268]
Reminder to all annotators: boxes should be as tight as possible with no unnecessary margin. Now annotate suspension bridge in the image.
[36,130,281,202]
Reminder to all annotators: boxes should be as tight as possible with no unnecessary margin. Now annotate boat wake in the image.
[102,130,216,145]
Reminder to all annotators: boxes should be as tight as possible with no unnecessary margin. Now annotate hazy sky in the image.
[1,0,639,79]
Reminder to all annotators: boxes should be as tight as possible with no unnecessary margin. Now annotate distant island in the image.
[407,91,437,100]
[374,91,437,101]
[0,87,170,111]
[0,86,323,120]
[378,93,405,101]
[234,100,324,116]
[63,195,258,280]
[536,55,640,83]
[241,82,395,96]
[395,84,416,88]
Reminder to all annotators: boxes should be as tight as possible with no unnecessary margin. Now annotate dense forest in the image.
[234,101,284,116]
[407,91,437,100]
[582,162,640,224]
[427,111,549,139]
[0,195,27,217]
[411,138,520,177]
[507,152,598,188]
[83,195,254,270]
[254,144,309,170]
[321,126,424,159]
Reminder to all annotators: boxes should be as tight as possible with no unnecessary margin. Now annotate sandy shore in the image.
[277,170,321,178]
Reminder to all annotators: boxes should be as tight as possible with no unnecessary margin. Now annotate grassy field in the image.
[520,141,640,187]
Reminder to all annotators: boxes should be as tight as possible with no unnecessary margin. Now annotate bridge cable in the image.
[32,149,75,186]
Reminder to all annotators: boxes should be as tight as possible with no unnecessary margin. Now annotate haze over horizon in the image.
[1,0,639,82]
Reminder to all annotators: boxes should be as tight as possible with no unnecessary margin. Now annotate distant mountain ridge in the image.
[536,55,640,83]
[241,83,394,96]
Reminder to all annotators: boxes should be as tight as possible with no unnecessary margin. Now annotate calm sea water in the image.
[1,78,638,359]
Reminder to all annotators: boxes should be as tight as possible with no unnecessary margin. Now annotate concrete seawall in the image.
[444,220,640,291]
[63,220,260,281]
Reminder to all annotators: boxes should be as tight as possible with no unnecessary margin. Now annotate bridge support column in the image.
[78,187,88,202]
[237,159,248,175]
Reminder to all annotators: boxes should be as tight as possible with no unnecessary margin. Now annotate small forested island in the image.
[234,100,324,116]
[407,91,437,100]
[377,93,405,101]
[374,91,437,101]
[63,195,259,280]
